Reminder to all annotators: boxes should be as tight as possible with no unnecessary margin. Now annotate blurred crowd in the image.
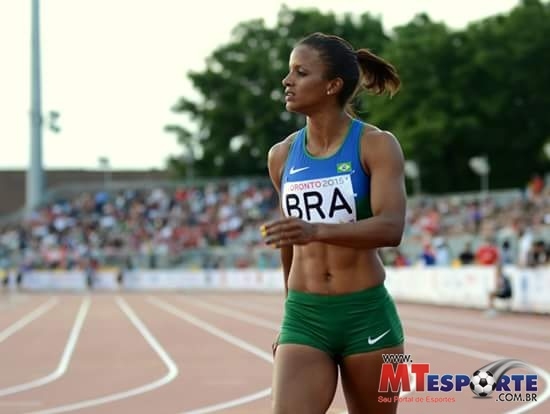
[388,174,550,268]
[0,180,280,274]
[0,174,549,274]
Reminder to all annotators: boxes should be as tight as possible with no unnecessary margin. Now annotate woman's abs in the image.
[287,243,386,294]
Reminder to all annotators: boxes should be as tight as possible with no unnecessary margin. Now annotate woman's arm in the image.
[314,130,406,248]
[266,135,296,297]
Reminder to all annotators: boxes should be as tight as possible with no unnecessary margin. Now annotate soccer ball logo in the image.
[470,370,497,397]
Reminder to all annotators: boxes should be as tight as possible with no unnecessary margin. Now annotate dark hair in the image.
[297,32,400,113]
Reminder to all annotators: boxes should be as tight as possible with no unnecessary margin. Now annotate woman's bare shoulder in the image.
[267,131,298,166]
[267,131,300,191]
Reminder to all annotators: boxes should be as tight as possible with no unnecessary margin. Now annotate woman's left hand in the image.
[260,217,318,248]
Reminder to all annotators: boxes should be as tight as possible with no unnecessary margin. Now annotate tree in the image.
[166,6,389,178]
[360,14,468,193]
[166,1,550,192]
[363,0,550,191]
[460,0,550,189]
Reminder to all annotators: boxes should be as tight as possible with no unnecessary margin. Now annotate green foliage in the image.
[167,1,550,193]
[167,6,388,178]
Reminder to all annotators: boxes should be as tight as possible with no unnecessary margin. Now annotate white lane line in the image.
[220,296,550,340]
[212,298,281,316]
[0,298,58,344]
[401,308,550,338]
[0,297,90,397]
[198,297,549,414]
[150,297,273,364]
[406,336,550,414]
[186,298,281,330]
[404,319,550,351]
[25,297,178,414]
[0,295,29,311]
[182,389,272,414]
[181,297,416,414]
[147,296,273,414]
[0,400,41,407]
[215,298,550,349]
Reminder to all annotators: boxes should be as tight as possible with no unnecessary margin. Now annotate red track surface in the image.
[0,292,548,414]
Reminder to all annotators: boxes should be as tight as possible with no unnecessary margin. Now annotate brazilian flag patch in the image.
[336,162,352,173]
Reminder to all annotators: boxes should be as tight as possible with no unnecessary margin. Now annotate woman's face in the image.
[282,45,333,114]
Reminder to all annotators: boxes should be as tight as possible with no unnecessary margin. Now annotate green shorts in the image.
[278,284,404,359]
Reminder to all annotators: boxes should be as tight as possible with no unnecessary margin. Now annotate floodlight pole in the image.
[413,175,421,197]
[26,0,44,213]
[404,160,421,197]
[481,154,489,198]
[481,171,489,197]
[98,157,112,190]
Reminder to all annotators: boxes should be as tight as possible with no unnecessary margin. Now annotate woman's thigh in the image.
[272,344,338,414]
[340,344,405,414]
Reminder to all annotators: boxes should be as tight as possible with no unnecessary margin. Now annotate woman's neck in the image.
[305,111,352,155]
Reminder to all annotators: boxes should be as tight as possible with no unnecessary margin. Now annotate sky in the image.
[0,0,522,171]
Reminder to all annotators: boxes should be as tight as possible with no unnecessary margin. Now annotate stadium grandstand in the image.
[1,171,548,281]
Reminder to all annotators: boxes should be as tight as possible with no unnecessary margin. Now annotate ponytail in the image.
[296,32,400,116]
[355,49,400,97]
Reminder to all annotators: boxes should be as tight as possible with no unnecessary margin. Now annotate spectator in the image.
[527,240,549,267]
[1,268,7,288]
[458,242,475,265]
[434,237,452,266]
[469,201,483,234]
[1,180,549,271]
[419,243,436,266]
[526,173,545,201]
[383,248,410,267]
[393,249,410,267]
[500,239,515,265]
[475,237,500,265]
[517,226,534,267]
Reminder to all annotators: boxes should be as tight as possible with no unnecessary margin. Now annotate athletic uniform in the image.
[277,118,404,358]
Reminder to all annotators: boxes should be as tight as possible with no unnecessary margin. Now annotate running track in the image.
[0,292,548,414]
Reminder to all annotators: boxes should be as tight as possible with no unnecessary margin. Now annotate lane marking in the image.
[401,308,550,337]
[212,297,282,316]
[200,297,549,414]
[405,319,550,351]
[185,298,280,330]
[176,297,415,413]
[0,400,42,407]
[149,296,272,364]
[0,298,58,344]
[0,294,29,311]
[0,298,90,397]
[147,296,273,414]
[213,298,550,349]
[406,336,550,414]
[25,297,178,414]
[182,389,272,414]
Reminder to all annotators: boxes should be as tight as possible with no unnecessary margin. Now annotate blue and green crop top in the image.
[281,119,373,224]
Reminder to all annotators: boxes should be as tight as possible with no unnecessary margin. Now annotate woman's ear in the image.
[326,77,344,95]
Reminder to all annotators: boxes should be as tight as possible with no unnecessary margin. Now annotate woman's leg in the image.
[340,344,404,414]
[272,344,338,414]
